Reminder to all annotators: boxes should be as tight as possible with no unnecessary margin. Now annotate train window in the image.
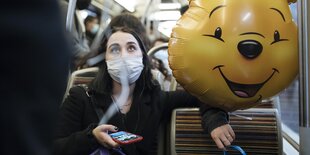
[157,21,177,37]
[279,80,299,134]
[278,80,300,154]
[289,3,297,23]
[277,4,299,149]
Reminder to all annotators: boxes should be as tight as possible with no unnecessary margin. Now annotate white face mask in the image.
[106,56,144,84]
[90,24,99,34]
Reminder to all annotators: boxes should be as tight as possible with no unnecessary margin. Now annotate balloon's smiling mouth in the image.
[213,65,279,98]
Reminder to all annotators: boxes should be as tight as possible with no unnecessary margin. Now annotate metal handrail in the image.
[298,0,310,154]
[65,0,77,32]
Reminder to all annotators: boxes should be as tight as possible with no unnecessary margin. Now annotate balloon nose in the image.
[237,40,263,59]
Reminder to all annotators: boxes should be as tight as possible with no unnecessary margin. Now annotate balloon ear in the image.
[288,0,297,3]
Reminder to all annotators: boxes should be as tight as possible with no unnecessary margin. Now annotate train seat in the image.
[63,67,98,100]
[170,108,282,155]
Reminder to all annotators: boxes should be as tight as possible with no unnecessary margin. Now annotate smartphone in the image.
[109,131,143,145]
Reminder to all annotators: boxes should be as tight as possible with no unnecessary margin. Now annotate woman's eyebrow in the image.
[108,43,119,49]
[127,41,137,45]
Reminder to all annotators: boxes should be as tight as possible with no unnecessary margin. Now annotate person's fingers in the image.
[213,137,225,149]
[211,126,225,149]
[220,134,231,146]
[99,124,118,132]
[221,124,235,140]
[210,124,236,149]
[223,127,234,143]
[103,134,120,148]
[224,131,234,143]
[96,131,120,148]
[92,125,119,148]
[227,125,235,139]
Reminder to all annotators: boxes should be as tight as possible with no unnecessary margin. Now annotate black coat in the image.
[54,86,228,155]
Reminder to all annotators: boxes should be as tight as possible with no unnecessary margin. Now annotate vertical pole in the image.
[298,0,310,154]
[66,0,77,32]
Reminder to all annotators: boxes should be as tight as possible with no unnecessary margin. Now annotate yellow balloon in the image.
[287,0,297,3]
[169,0,298,111]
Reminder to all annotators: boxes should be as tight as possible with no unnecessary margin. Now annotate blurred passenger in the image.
[148,21,157,44]
[151,57,169,78]
[180,5,189,15]
[84,15,99,46]
[151,57,172,91]
[59,0,92,71]
[54,27,233,155]
[150,37,171,91]
[0,1,70,155]
[152,37,168,47]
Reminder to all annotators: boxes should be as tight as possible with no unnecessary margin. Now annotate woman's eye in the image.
[271,30,288,45]
[128,46,136,52]
[110,47,120,54]
[202,27,224,42]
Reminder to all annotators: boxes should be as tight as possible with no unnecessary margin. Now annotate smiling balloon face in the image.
[168,0,298,111]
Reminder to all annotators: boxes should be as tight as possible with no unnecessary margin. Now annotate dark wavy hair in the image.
[91,27,158,96]
[108,13,151,51]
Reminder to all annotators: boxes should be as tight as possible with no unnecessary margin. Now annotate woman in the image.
[54,27,234,155]
[77,13,151,68]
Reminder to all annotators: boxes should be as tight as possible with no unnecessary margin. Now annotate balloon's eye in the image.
[271,30,288,45]
[203,27,224,42]
[214,27,222,40]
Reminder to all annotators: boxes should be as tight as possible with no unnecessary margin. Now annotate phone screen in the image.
[110,131,143,144]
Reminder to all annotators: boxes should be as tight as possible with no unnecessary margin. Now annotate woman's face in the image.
[105,31,143,60]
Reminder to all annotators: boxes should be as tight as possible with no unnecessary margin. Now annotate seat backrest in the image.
[170,108,282,155]
[69,67,98,86]
[64,67,98,98]
[148,43,178,92]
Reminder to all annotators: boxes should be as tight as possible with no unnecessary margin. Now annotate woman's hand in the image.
[210,124,235,149]
[92,124,120,148]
